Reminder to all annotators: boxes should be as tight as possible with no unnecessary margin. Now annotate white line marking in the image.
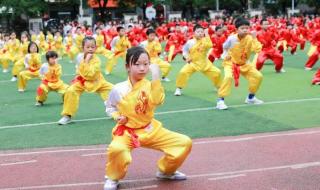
[122,185,158,190]
[1,97,320,130]
[0,182,103,190]
[208,174,246,181]
[0,74,75,84]
[1,129,320,157]
[0,160,37,166]
[0,148,106,157]
[81,152,105,157]
[1,161,319,190]
[193,130,320,145]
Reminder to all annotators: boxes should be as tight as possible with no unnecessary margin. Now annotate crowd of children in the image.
[1,15,320,190]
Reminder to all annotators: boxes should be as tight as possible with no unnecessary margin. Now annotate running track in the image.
[1,127,320,190]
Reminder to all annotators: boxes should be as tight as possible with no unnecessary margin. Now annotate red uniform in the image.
[256,28,284,72]
[208,33,226,62]
[305,30,320,69]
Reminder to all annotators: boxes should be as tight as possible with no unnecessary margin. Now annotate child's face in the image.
[216,29,223,36]
[194,28,204,39]
[29,44,38,53]
[127,53,150,81]
[119,29,126,36]
[237,25,250,37]
[21,34,28,42]
[262,21,269,30]
[48,57,57,65]
[148,33,156,41]
[83,40,96,54]
[10,33,16,39]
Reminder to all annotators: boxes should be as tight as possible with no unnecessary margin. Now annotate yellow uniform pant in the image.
[176,64,221,89]
[96,47,113,59]
[12,58,25,76]
[18,70,40,90]
[218,62,263,98]
[36,82,69,103]
[307,45,317,57]
[106,119,192,180]
[105,52,126,74]
[61,80,113,117]
[151,58,171,78]
[0,53,17,70]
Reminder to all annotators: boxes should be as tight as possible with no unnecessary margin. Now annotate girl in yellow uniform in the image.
[216,18,263,110]
[11,31,30,81]
[140,28,171,82]
[103,46,192,190]
[17,42,41,92]
[35,51,68,106]
[58,36,113,125]
[105,26,131,75]
[0,33,10,72]
[0,32,20,73]
[174,25,221,96]
[94,27,112,59]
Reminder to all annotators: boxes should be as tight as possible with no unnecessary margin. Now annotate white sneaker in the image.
[58,115,72,125]
[216,100,228,110]
[161,77,171,82]
[174,88,182,96]
[35,101,43,106]
[276,68,286,73]
[105,71,110,75]
[2,69,8,73]
[245,97,264,104]
[156,170,187,180]
[18,89,24,93]
[103,178,119,190]
[305,67,312,71]
[11,77,17,82]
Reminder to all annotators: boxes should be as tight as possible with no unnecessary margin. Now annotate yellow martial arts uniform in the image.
[61,54,113,117]
[218,34,262,98]
[36,63,68,103]
[176,36,221,88]
[0,39,20,70]
[17,53,42,90]
[105,79,192,180]
[94,33,112,59]
[38,32,48,55]
[140,40,171,78]
[12,41,29,76]
[68,34,84,61]
[53,35,64,56]
[105,35,131,74]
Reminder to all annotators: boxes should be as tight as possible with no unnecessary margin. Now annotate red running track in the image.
[1,127,320,190]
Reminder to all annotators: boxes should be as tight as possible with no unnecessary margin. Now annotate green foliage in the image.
[0,0,48,18]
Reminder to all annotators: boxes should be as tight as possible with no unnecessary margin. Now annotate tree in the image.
[0,0,48,19]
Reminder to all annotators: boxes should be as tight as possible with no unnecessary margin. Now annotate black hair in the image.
[125,46,149,66]
[82,36,96,47]
[28,41,39,53]
[215,25,222,32]
[146,28,156,36]
[235,17,250,28]
[45,51,58,61]
[117,26,124,32]
[193,24,203,32]
[260,17,268,25]
[21,31,30,40]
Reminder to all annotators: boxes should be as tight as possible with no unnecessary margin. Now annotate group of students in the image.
[1,15,320,190]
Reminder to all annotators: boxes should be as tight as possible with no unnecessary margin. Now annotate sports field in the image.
[0,45,319,151]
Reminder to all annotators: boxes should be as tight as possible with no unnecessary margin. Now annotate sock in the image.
[248,94,255,99]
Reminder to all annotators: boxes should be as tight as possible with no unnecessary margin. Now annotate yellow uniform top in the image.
[8,39,21,55]
[95,34,104,47]
[106,79,164,128]
[140,40,162,62]
[75,34,85,49]
[111,36,131,53]
[20,41,29,56]
[223,34,262,65]
[183,36,213,71]
[26,53,42,71]
[39,63,65,89]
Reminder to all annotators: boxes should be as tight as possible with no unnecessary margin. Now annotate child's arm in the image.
[149,64,165,105]
[105,88,124,123]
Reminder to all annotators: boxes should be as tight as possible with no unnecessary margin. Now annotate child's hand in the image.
[117,115,128,125]
[149,64,161,81]
[84,53,93,63]
[186,57,192,63]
